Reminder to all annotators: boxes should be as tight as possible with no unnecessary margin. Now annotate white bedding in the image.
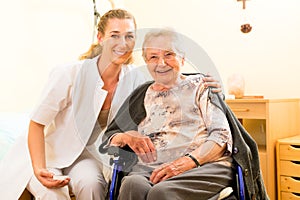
[0,112,29,160]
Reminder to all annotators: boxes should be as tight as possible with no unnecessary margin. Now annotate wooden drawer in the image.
[226,102,266,119]
[279,144,300,161]
[281,192,300,200]
[280,160,300,177]
[281,176,300,193]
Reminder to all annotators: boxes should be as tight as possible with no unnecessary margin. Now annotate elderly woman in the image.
[99,28,233,200]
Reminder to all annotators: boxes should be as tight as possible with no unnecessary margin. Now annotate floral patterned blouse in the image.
[137,75,232,167]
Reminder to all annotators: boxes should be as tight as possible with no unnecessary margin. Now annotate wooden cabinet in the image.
[226,99,300,200]
[277,135,300,200]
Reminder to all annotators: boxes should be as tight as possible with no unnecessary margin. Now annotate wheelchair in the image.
[106,146,245,200]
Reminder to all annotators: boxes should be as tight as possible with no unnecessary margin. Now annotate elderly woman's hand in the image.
[150,156,196,184]
[111,130,157,163]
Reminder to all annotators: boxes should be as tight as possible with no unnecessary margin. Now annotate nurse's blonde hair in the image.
[79,9,136,64]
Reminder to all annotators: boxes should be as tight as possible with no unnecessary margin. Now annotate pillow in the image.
[0,112,29,160]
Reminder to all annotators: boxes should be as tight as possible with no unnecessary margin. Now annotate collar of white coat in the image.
[92,55,132,89]
[91,55,134,121]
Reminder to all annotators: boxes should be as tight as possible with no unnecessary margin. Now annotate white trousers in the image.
[27,149,107,200]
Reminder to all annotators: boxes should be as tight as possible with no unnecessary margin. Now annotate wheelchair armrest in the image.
[107,146,121,157]
[107,145,138,172]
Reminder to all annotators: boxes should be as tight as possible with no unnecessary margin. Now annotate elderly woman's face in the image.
[144,36,184,88]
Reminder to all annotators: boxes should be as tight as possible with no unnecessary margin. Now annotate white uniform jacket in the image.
[0,56,149,199]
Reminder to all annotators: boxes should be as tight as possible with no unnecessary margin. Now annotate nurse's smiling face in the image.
[98,18,136,66]
[143,35,184,89]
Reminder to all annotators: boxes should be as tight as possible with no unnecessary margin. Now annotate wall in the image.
[0,0,299,112]
[124,0,300,99]
[0,0,104,112]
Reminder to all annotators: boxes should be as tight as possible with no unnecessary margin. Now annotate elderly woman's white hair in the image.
[142,28,185,59]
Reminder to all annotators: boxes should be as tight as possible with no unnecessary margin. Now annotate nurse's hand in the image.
[203,74,222,93]
[35,168,70,188]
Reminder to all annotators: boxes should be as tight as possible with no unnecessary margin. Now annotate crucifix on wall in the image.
[237,0,247,9]
[237,0,252,33]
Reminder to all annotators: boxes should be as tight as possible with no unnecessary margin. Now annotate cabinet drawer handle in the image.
[231,108,250,112]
